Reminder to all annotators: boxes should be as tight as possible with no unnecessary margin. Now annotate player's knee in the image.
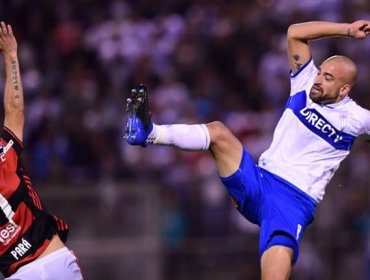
[206,121,233,145]
[261,244,294,280]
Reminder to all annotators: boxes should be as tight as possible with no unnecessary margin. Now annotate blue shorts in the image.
[221,148,317,264]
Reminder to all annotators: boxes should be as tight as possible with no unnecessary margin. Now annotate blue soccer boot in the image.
[124,84,153,147]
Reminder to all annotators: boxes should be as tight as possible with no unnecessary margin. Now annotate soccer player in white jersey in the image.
[125,20,370,280]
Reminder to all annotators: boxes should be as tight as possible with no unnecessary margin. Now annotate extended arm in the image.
[287,21,370,74]
[0,22,24,141]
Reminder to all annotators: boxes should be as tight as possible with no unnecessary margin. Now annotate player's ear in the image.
[339,84,351,97]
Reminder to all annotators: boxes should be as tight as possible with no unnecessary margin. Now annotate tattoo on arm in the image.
[10,60,20,99]
[293,54,303,71]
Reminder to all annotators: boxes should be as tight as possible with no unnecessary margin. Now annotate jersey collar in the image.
[323,96,350,109]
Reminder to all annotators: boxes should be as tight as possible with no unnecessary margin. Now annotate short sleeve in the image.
[290,59,318,96]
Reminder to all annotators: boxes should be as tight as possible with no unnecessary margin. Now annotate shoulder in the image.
[290,59,317,80]
[346,100,370,118]
[290,59,317,97]
[344,100,370,135]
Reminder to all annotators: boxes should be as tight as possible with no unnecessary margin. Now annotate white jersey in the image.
[258,59,370,202]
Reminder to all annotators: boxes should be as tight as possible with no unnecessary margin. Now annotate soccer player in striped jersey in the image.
[125,20,370,279]
[0,22,83,279]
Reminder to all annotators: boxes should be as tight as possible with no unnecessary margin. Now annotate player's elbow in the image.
[4,112,24,140]
[5,104,24,118]
[287,24,310,43]
[287,24,300,40]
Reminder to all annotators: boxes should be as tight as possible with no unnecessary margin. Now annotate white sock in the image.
[146,124,210,150]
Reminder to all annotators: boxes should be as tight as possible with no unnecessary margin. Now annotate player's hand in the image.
[0,22,17,56]
[347,20,370,39]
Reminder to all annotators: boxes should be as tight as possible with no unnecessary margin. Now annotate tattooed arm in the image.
[0,22,24,141]
[287,21,370,75]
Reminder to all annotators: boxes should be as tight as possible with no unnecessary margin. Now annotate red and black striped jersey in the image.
[0,127,69,277]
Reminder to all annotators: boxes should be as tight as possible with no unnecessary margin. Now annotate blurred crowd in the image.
[1,0,370,279]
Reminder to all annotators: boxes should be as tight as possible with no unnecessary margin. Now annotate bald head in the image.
[322,55,358,86]
[310,55,358,104]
